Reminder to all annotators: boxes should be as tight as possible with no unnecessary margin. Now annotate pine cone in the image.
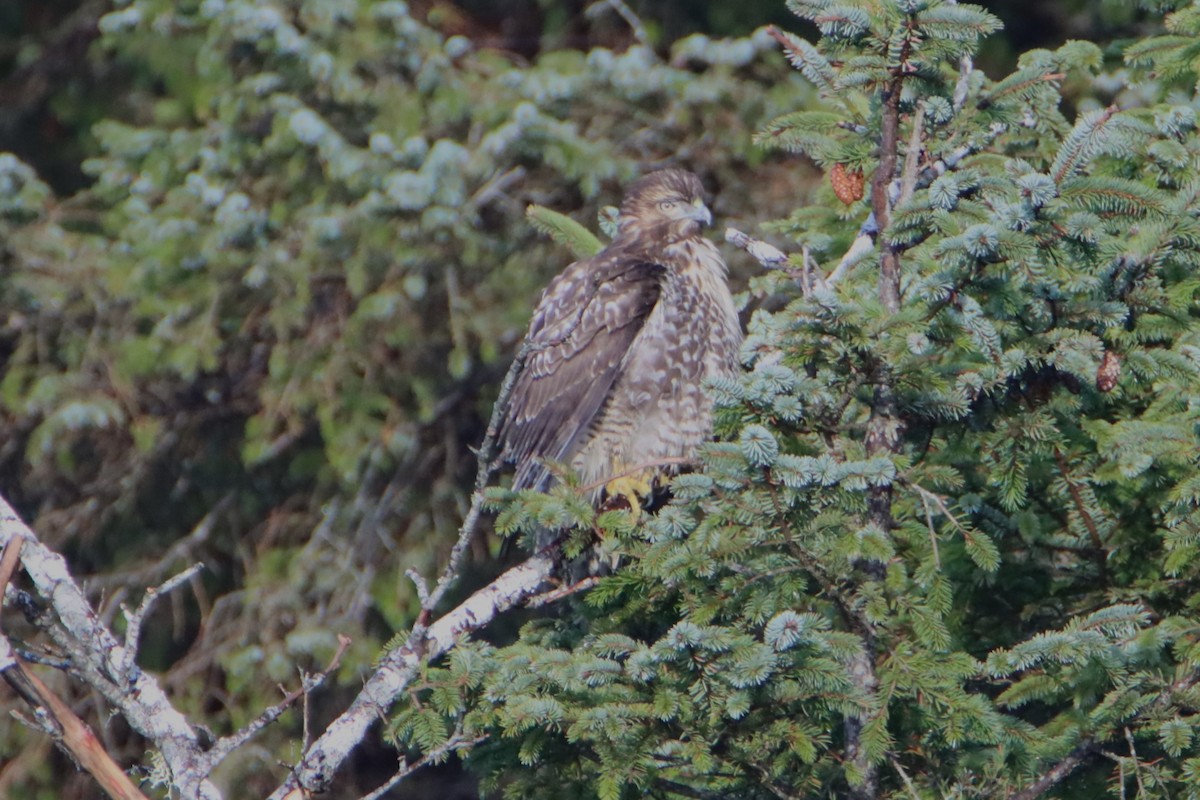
[830,163,865,204]
[1096,350,1120,393]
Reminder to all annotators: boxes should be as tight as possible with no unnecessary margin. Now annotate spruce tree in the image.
[392,2,1200,799]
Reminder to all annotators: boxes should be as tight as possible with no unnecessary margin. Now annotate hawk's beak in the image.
[684,198,713,227]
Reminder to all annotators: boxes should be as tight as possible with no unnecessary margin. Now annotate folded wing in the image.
[500,249,663,491]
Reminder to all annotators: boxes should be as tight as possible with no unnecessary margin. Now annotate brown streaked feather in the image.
[499,244,664,491]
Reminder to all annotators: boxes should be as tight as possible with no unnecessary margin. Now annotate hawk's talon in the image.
[603,473,654,522]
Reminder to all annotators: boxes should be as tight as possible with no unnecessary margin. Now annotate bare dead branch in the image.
[1124,726,1147,797]
[0,495,222,800]
[267,551,557,798]
[828,227,877,286]
[726,227,834,297]
[405,568,431,607]
[913,487,943,570]
[725,227,789,271]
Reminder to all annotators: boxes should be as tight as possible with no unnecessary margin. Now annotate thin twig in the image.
[1007,741,1097,800]
[749,761,804,800]
[1124,727,1146,798]
[909,483,968,534]
[357,729,488,800]
[405,568,431,607]
[801,244,820,295]
[200,634,351,770]
[889,753,923,800]
[915,489,943,569]
[468,166,526,209]
[92,493,232,594]
[587,0,650,47]
[949,0,974,113]
[651,778,726,800]
[417,338,540,625]
[726,227,827,295]
[953,54,973,111]
[898,101,925,206]
[909,481,997,569]
[525,576,601,608]
[1052,449,1105,553]
[121,563,206,676]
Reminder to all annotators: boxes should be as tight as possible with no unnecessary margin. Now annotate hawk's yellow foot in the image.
[603,472,655,523]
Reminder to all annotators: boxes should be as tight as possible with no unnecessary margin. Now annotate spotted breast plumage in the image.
[498,169,743,527]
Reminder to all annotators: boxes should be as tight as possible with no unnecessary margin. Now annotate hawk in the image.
[499,169,743,530]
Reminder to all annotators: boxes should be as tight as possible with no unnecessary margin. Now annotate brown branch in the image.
[1052,450,1104,552]
[422,331,569,619]
[999,624,1200,800]
[0,634,149,800]
[842,68,910,800]
[1052,449,1108,584]
[889,753,923,800]
[872,79,903,314]
[525,576,601,608]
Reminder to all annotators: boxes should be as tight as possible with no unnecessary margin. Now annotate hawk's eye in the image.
[658,199,677,211]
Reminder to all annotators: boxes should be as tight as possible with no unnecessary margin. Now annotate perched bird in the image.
[498,169,742,543]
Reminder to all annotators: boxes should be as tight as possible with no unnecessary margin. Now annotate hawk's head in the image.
[617,169,713,242]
